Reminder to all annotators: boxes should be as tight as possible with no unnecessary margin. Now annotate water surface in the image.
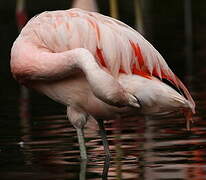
[1,76,205,180]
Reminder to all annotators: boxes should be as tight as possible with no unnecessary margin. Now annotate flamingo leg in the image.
[67,106,88,159]
[76,128,87,160]
[97,119,111,159]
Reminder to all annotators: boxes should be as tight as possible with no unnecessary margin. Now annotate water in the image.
[0,75,205,180]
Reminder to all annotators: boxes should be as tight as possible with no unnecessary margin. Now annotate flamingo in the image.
[10,8,195,159]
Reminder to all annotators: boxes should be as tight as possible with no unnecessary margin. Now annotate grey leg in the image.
[102,156,110,180]
[79,156,87,180]
[97,119,111,159]
[67,106,88,160]
[76,128,87,160]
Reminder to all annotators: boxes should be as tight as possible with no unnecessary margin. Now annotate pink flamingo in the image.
[10,8,195,159]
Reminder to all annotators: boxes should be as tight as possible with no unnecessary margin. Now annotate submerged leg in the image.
[97,119,111,159]
[79,157,87,180]
[102,157,110,180]
[76,128,87,160]
[67,106,88,159]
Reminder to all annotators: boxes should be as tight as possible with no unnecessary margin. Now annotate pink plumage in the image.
[10,8,195,159]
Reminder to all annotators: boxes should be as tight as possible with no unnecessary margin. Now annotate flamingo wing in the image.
[26,8,195,112]
[88,10,195,112]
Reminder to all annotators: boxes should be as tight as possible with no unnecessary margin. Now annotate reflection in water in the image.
[1,76,206,180]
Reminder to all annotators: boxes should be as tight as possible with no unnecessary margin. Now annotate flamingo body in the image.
[32,73,191,119]
[10,8,195,159]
